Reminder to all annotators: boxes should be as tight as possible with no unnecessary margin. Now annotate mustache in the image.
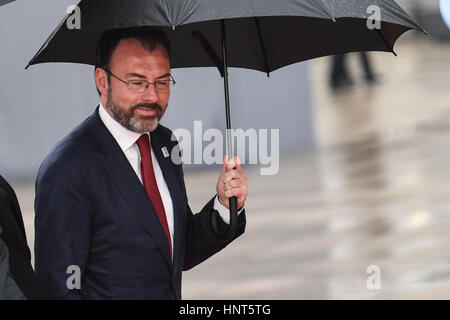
[132,103,163,112]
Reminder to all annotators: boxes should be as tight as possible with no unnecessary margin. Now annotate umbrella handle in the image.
[228,195,238,235]
[211,195,238,241]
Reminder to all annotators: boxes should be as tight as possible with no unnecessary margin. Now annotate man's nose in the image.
[141,83,159,103]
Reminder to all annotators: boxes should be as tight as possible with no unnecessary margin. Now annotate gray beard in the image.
[106,87,164,133]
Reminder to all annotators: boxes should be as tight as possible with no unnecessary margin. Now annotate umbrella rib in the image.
[25,11,72,69]
[192,30,224,77]
[375,29,397,57]
[254,17,270,77]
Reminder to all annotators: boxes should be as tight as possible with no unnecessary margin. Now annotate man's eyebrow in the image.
[125,72,171,80]
[156,72,171,79]
[125,72,147,79]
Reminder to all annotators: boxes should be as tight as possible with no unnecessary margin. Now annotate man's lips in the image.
[135,107,158,117]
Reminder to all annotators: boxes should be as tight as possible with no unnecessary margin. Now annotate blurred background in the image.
[1,0,450,299]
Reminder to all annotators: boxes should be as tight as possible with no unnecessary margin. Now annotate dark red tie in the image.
[136,134,172,256]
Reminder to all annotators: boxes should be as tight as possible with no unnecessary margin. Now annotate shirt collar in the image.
[98,103,147,152]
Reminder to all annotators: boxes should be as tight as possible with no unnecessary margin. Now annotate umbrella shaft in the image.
[221,20,233,159]
[220,19,237,241]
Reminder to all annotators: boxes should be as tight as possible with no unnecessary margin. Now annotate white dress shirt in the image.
[98,105,237,253]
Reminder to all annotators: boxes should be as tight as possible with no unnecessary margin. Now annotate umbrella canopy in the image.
[0,0,15,6]
[27,0,424,72]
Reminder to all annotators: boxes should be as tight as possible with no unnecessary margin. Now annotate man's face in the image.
[100,39,171,133]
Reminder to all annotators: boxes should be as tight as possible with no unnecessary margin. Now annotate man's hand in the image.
[216,155,248,210]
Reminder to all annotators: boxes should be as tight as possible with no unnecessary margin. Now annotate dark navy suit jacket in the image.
[34,108,246,299]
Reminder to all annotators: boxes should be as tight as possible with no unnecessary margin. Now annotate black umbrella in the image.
[26,0,424,239]
[0,0,15,6]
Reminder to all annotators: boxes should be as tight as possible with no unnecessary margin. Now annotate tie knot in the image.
[136,134,151,157]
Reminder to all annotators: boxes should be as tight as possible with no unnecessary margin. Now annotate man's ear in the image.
[95,67,108,97]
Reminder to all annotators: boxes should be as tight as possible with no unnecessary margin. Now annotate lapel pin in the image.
[161,147,169,158]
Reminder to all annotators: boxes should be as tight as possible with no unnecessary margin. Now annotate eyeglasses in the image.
[102,68,176,94]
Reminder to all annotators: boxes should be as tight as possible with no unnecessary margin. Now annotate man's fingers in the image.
[224,178,245,189]
[218,155,247,208]
[222,170,245,184]
[221,154,228,173]
[222,171,236,184]
[225,157,235,171]
[223,156,241,172]
[223,180,248,193]
[235,156,242,170]
[224,188,243,198]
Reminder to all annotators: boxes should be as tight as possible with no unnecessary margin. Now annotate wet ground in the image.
[13,36,450,299]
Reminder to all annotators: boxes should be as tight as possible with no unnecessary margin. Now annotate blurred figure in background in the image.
[329,52,378,90]
[0,175,39,299]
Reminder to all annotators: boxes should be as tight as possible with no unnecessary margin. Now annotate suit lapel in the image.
[87,109,172,268]
[150,127,185,276]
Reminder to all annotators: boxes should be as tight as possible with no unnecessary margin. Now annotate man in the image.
[34,27,247,300]
[0,175,39,299]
